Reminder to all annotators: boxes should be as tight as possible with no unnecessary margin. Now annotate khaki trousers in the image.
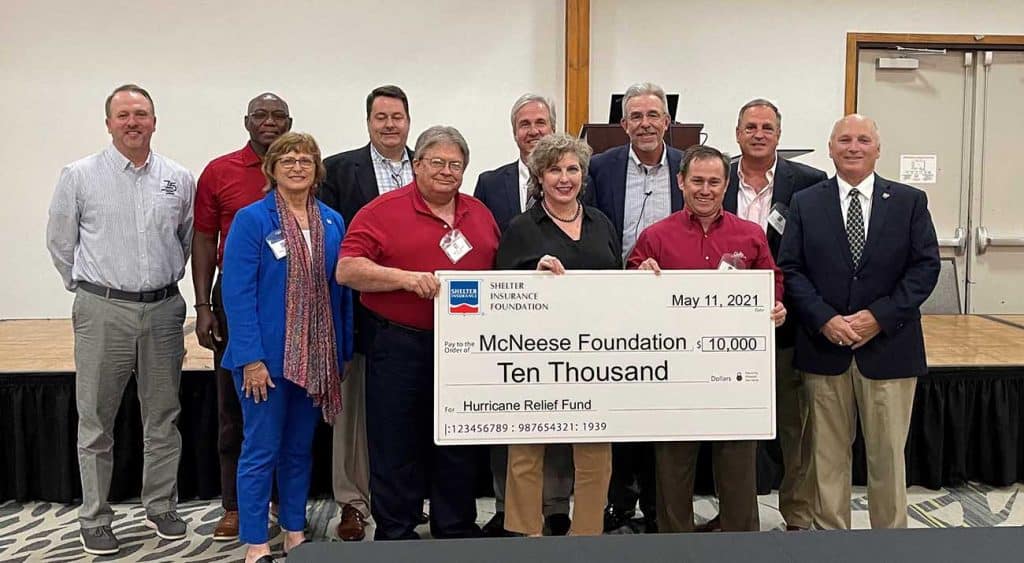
[655,441,759,532]
[804,361,916,529]
[776,346,815,528]
[505,443,611,536]
[331,353,371,516]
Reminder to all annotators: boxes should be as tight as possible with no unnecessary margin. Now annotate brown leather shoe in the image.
[213,510,239,541]
[336,504,366,541]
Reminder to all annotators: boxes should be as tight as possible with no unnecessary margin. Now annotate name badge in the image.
[767,202,788,235]
[718,251,747,271]
[266,230,287,260]
[440,229,473,264]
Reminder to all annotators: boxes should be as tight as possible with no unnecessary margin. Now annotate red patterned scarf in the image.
[275,190,342,422]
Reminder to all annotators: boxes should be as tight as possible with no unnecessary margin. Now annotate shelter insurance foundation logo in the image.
[449,280,480,314]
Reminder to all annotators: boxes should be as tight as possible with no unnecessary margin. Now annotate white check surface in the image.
[434,270,776,445]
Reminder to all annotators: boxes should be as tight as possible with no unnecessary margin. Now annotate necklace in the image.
[542,199,582,223]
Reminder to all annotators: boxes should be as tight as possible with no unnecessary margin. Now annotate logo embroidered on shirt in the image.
[161,180,178,194]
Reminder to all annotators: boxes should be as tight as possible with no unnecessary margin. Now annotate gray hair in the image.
[510,93,557,131]
[526,133,593,202]
[413,125,470,168]
[621,82,669,117]
[737,98,781,129]
[829,114,881,144]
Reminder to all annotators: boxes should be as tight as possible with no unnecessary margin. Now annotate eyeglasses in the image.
[248,110,290,123]
[278,157,316,170]
[423,158,464,173]
[626,111,666,125]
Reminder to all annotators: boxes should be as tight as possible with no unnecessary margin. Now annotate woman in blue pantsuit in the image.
[222,132,353,563]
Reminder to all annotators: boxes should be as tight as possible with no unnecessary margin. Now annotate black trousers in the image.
[365,318,481,540]
[608,442,657,519]
[212,277,243,512]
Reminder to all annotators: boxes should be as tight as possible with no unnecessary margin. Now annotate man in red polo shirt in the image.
[337,125,499,540]
[191,92,292,541]
[628,145,786,533]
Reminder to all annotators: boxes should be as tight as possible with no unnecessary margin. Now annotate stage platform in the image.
[2,315,1023,503]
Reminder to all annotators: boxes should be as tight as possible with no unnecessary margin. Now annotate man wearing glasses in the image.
[319,84,414,542]
[584,82,685,533]
[192,92,292,542]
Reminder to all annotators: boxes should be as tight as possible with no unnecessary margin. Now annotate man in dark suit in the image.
[585,82,684,533]
[696,99,827,532]
[472,93,574,537]
[473,93,554,232]
[319,84,415,542]
[778,114,939,530]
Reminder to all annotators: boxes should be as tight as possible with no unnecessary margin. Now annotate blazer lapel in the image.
[724,163,740,214]
[858,174,891,272]
[611,145,629,234]
[668,148,683,211]
[823,178,856,270]
[504,162,522,213]
[768,159,795,249]
[356,144,380,205]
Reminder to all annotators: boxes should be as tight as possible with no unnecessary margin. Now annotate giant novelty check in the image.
[434,270,776,445]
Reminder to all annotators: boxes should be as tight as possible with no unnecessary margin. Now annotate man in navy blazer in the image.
[777,114,939,530]
[472,93,575,537]
[585,82,684,533]
[318,85,415,541]
[473,93,555,233]
[715,99,827,532]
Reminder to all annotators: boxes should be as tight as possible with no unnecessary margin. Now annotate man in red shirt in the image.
[628,145,786,533]
[336,125,499,540]
[191,93,291,541]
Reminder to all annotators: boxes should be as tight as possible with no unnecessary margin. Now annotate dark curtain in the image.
[3,367,1023,503]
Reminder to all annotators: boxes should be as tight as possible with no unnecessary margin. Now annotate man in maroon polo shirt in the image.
[336,125,499,540]
[628,145,786,533]
[191,92,291,541]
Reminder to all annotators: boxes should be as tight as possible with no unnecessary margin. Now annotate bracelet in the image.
[194,303,212,309]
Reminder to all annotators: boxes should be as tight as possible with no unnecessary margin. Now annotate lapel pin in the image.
[882,192,890,199]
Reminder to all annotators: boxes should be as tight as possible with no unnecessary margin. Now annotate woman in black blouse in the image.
[497,133,619,536]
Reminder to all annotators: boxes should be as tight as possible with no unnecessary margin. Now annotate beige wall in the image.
[590,0,1024,173]
[2,0,564,318]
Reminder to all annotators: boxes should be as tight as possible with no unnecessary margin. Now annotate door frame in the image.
[844,33,1024,115]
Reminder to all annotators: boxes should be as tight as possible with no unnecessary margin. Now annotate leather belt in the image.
[79,281,179,303]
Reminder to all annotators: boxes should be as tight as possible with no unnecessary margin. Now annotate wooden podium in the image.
[579,123,704,155]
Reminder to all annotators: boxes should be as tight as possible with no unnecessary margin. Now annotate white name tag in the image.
[767,203,788,235]
[266,230,287,260]
[434,270,777,445]
[440,229,473,264]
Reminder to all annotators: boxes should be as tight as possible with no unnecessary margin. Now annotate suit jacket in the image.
[777,174,940,379]
[320,143,414,227]
[724,157,827,348]
[584,143,685,244]
[221,192,354,377]
[473,161,521,233]
[319,143,412,353]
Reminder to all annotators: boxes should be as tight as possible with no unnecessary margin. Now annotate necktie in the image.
[846,188,865,267]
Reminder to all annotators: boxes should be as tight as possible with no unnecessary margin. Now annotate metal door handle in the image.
[937,227,966,255]
[976,226,1024,254]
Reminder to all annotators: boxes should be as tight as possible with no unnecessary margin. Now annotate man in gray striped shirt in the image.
[46,84,195,556]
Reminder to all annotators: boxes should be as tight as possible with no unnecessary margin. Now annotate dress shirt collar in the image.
[370,143,410,166]
[628,143,667,171]
[837,172,875,201]
[737,154,777,192]
[681,206,724,231]
[240,142,263,167]
[105,143,150,171]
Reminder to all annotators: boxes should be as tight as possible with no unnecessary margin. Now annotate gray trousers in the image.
[73,289,186,528]
[492,444,573,515]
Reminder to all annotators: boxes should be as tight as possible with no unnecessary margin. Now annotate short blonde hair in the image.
[261,132,327,193]
[526,133,593,202]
